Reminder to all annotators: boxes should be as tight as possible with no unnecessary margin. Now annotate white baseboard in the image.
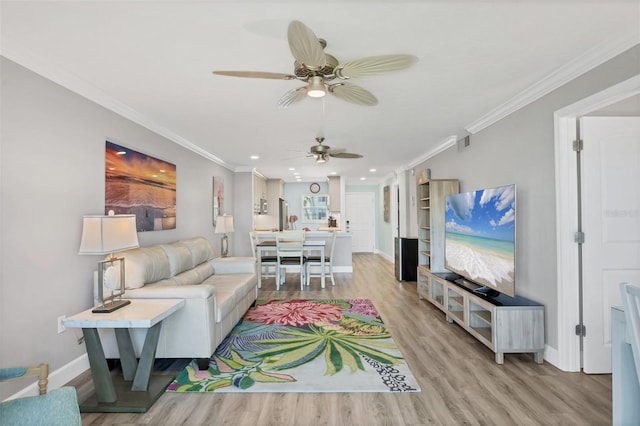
[379,252,394,264]
[543,344,560,369]
[4,354,89,401]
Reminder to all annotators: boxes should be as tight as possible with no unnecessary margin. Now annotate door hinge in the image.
[575,324,586,337]
[574,231,585,244]
[573,138,583,152]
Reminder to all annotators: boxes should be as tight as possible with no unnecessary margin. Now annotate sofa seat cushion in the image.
[125,283,215,300]
[203,273,256,322]
[172,262,214,286]
[214,289,236,324]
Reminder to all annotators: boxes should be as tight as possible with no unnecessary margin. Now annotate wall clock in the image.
[309,182,320,193]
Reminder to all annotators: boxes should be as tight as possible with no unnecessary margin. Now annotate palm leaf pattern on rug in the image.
[167,299,418,393]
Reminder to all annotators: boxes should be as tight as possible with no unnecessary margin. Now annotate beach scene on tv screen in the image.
[445,185,515,294]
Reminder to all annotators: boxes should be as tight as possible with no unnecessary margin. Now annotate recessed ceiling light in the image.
[360,177,366,181]
[293,172,300,176]
[289,167,295,171]
[250,155,259,160]
[330,171,337,175]
[369,168,376,172]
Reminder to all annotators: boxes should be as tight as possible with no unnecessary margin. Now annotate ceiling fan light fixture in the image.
[307,76,326,98]
[316,153,328,163]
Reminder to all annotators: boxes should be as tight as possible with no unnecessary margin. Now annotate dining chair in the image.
[276,230,307,290]
[620,282,640,388]
[249,231,277,280]
[306,231,337,287]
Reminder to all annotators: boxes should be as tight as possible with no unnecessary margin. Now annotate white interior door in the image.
[345,192,375,253]
[582,116,640,373]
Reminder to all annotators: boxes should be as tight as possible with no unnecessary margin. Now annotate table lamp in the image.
[79,212,139,313]
[215,214,234,257]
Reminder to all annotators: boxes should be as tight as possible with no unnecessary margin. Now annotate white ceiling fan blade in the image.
[335,54,417,78]
[277,87,307,109]
[212,71,297,80]
[330,152,363,159]
[287,20,326,70]
[328,83,378,106]
[326,147,346,154]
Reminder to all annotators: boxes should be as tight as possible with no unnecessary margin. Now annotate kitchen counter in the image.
[253,230,352,272]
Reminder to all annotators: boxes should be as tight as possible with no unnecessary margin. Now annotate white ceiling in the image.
[2,1,639,183]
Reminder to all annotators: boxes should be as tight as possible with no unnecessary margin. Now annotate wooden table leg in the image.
[132,322,162,391]
[82,328,117,403]
[115,328,137,381]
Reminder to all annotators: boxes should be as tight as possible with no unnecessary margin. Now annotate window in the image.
[302,194,329,222]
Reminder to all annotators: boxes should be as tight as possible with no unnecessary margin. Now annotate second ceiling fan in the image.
[308,137,362,163]
[212,20,417,108]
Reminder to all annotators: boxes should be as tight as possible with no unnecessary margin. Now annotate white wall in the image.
[0,58,234,399]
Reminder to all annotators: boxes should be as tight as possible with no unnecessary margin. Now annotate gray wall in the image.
[0,58,234,399]
[408,45,640,350]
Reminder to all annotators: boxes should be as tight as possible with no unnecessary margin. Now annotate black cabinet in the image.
[395,237,418,281]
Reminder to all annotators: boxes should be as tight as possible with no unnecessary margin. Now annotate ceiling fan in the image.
[212,20,417,108]
[308,137,362,163]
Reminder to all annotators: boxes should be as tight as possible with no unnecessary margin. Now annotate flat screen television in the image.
[444,184,516,297]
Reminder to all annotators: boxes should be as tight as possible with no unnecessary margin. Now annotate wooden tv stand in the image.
[418,266,545,364]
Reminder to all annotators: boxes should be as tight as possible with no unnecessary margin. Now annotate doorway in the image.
[554,75,640,372]
[345,192,375,253]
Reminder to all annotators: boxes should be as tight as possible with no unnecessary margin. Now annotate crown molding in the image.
[235,166,256,173]
[465,32,640,134]
[403,135,457,171]
[1,37,230,169]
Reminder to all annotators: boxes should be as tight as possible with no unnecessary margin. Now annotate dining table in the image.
[256,239,326,289]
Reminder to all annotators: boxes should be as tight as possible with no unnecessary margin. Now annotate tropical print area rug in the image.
[167,299,420,393]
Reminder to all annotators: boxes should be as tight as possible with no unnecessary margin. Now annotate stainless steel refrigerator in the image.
[278,198,288,231]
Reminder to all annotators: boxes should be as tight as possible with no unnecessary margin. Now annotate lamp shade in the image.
[215,215,234,234]
[78,214,139,255]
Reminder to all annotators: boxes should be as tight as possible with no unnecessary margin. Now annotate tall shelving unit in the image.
[416,172,459,273]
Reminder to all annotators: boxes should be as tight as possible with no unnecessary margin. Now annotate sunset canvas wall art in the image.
[105,141,177,231]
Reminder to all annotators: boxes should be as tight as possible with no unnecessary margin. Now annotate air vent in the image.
[457,135,471,150]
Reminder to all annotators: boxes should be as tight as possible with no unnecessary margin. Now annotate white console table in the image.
[611,305,640,425]
[63,299,184,412]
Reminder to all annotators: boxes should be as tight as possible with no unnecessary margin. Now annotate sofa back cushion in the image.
[160,242,194,277]
[115,245,171,289]
[182,237,214,266]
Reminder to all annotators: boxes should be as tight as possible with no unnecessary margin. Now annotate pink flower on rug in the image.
[347,299,379,317]
[245,300,342,326]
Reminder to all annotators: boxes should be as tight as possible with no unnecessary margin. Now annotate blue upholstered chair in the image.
[0,363,81,426]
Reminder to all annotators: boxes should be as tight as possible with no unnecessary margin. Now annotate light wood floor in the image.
[74,254,612,425]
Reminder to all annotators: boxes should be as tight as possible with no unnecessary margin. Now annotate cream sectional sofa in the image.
[98,237,257,360]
